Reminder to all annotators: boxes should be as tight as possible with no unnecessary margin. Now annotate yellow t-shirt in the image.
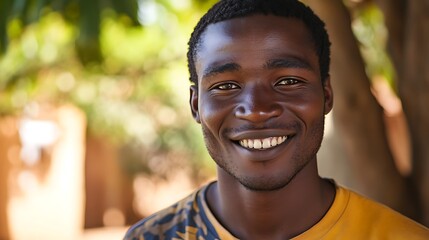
[124,182,429,239]
[292,186,429,239]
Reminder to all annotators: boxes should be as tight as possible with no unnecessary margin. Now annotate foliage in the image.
[351,3,396,88]
[0,0,138,56]
[0,0,217,180]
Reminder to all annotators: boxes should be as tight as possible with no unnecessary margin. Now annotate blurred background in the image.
[0,0,428,239]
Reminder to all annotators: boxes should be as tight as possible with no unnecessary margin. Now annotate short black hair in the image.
[187,0,331,86]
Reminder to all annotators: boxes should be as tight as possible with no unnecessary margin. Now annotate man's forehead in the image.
[197,24,234,57]
[203,14,304,35]
[197,14,310,52]
[195,14,315,67]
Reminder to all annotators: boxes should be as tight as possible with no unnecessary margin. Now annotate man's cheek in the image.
[200,100,230,122]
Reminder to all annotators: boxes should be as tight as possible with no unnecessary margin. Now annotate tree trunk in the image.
[400,1,429,226]
[304,0,417,219]
[376,0,429,226]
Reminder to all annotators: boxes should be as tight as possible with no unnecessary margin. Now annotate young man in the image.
[125,0,429,239]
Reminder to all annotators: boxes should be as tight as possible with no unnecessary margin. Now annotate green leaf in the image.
[76,0,102,64]
[11,0,27,17]
[0,0,13,53]
[110,0,139,25]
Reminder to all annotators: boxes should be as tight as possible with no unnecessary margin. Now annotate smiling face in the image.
[190,14,333,191]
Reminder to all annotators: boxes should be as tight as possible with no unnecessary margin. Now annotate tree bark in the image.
[399,0,429,226]
[304,0,417,218]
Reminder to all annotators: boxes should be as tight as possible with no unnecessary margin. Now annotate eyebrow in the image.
[202,62,241,78]
[264,57,313,71]
[201,57,313,79]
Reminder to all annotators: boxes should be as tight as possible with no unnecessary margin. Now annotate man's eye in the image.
[214,83,239,90]
[276,78,299,85]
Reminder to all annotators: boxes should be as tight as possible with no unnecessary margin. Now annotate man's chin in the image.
[236,176,293,192]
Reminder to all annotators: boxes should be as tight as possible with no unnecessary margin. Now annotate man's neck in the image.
[206,160,335,240]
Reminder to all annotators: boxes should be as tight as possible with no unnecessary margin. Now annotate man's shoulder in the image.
[123,184,214,240]
[340,186,429,239]
[124,192,196,239]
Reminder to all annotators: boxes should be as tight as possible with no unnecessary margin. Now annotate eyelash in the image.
[210,77,301,91]
[212,82,239,90]
[276,77,300,86]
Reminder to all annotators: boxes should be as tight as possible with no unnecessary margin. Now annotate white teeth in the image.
[263,139,271,148]
[248,139,254,148]
[271,137,278,147]
[254,139,262,149]
[239,136,288,150]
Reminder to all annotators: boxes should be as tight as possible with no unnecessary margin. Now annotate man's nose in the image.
[234,87,282,123]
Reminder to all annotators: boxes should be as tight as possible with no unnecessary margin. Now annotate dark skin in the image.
[190,15,335,239]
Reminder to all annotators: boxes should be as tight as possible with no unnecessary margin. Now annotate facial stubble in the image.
[201,116,326,192]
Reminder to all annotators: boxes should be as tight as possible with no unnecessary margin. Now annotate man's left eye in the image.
[276,78,299,85]
[216,83,239,90]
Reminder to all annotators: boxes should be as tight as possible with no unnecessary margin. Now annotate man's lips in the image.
[239,136,288,150]
[228,129,293,151]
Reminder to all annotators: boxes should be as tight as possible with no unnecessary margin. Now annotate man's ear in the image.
[190,85,201,123]
[323,77,334,115]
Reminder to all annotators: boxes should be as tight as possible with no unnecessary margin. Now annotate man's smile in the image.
[238,136,288,150]
[227,128,296,154]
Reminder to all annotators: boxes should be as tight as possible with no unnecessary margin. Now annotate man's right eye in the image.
[213,83,239,90]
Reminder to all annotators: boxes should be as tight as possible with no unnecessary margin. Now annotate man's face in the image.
[190,15,333,191]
